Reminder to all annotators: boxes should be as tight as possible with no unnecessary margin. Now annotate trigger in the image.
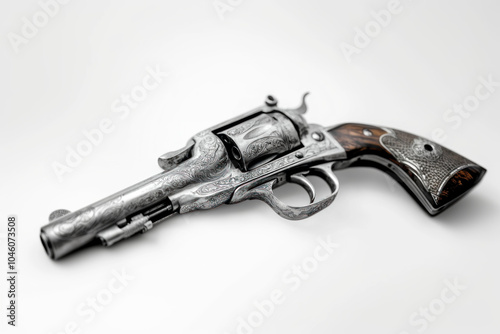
[289,174,316,203]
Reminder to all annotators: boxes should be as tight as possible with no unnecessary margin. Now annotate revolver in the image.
[40,94,486,260]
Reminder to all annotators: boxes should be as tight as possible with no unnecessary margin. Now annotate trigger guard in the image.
[233,163,340,220]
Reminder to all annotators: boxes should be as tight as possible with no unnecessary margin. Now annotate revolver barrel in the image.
[40,172,175,260]
[41,129,231,260]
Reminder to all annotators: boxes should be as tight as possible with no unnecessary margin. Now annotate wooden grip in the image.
[328,123,486,215]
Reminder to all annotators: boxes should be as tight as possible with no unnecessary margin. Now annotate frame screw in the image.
[311,132,324,141]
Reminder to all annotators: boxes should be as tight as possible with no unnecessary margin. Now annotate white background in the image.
[1,0,499,333]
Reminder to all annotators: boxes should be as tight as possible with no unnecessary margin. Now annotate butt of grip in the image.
[328,123,486,215]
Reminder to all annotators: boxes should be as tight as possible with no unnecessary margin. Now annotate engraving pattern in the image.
[245,136,288,161]
[53,131,229,239]
[236,180,335,220]
[196,138,337,196]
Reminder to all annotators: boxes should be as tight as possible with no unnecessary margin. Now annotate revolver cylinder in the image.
[218,112,301,171]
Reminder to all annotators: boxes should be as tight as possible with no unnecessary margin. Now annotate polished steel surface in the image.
[40,93,348,259]
[218,112,301,171]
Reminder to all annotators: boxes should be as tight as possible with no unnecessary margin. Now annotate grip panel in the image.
[328,123,486,215]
